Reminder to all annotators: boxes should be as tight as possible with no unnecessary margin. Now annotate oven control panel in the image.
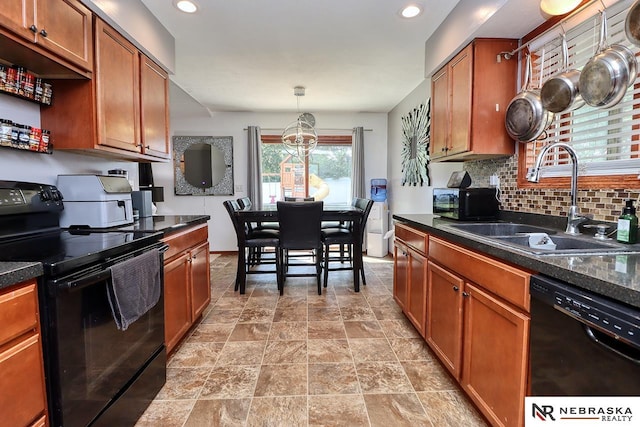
[0,188,25,206]
[0,181,63,214]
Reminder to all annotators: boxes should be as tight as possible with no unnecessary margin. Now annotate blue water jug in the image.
[371,179,387,202]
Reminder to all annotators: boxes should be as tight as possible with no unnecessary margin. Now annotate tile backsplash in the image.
[464,155,640,223]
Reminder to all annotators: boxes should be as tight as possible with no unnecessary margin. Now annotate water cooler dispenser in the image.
[367,179,389,257]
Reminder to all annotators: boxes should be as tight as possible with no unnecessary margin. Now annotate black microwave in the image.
[433,188,499,220]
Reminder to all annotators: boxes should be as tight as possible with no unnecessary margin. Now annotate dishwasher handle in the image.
[583,324,640,364]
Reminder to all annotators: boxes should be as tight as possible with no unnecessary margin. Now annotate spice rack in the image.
[0,64,52,106]
[0,118,52,154]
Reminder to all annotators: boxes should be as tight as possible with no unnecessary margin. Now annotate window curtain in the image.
[351,126,365,199]
[247,126,263,208]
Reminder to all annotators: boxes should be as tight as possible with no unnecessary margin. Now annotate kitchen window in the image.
[260,135,352,205]
[518,0,640,189]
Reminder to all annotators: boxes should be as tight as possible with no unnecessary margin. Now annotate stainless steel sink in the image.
[446,222,640,256]
[448,222,557,236]
[491,235,628,255]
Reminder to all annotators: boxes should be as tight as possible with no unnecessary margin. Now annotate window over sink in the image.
[518,0,640,189]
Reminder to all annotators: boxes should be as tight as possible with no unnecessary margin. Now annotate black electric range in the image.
[0,180,166,427]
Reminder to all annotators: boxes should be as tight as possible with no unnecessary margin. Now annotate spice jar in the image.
[34,78,43,102]
[42,83,52,105]
[17,124,30,149]
[0,119,12,147]
[39,129,50,153]
[22,72,34,99]
[0,65,6,92]
[29,127,41,151]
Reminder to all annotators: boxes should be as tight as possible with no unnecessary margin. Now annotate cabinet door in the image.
[407,247,427,337]
[448,44,472,156]
[36,0,93,71]
[95,19,141,153]
[164,254,191,354]
[430,66,449,159]
[426,260,464,379]
[462,282,529,427]
[0,334,47,427]
[140,55,170,158]
[190,241,211,320]
[0,0,36,42]
[393,241,409,311]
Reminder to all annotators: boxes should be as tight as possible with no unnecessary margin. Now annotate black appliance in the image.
[530,275,640,396]
[433,187,499,220]
[0,180,167,427]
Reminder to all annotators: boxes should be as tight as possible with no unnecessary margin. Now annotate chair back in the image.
[223,200,245,245]
[277,201,323,250]
[284,196,315,201]
[354,198,374,238]
[237,197,252,209]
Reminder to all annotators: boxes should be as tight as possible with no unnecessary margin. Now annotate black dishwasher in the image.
[529,275,640,396]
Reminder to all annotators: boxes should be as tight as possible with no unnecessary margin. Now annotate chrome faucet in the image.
[526,142,587,235]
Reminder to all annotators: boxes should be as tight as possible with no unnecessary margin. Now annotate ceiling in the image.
[140,0,548,115]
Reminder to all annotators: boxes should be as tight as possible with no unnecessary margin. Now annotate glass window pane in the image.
[309,145,352,205]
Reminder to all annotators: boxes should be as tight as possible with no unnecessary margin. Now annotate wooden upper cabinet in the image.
[41,18,170,162]
[0,0,92,72]
[0,0,36,42]
[430,38,517,161]
[36,0,93,71]
[95,19,141,153]
[140,55,170,159]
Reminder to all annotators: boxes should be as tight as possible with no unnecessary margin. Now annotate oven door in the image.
[41,245,166,427]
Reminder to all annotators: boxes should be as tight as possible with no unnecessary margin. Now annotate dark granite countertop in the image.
[116,215,211,235]
[393,213,640,309]
[0,262,43,290]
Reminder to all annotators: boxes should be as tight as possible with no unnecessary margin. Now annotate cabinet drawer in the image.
[0,283,38,347]
[0,334,47,427]
[162,223,208,261]
[429,236,531,311]
[395,223,427,254]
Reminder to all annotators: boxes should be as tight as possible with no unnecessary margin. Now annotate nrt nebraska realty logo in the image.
[525,397,638,426]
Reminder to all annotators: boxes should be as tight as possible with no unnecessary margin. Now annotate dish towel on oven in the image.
[107,248,161,331]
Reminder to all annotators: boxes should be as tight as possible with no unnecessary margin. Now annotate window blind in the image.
[525,0,640,178]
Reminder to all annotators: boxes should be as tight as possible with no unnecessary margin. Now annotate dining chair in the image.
[236,197,279,266]
[321,198,374,288]
[223,200,281,294]
[276,201,324,295]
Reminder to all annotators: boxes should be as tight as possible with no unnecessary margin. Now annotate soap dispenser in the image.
[617,199,638,244]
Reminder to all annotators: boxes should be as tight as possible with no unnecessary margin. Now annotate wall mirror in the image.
[173,136,234,195]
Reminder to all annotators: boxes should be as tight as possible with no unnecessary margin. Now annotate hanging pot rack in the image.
[497,0,610,61]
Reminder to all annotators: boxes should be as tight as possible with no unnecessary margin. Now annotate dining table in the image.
[235,203,366,292]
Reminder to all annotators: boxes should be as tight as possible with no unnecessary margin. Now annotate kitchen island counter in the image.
[394,213,640,309]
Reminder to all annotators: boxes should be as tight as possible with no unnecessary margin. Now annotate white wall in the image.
[154,96,388,252]
[0,95,138,185]
[386,80,462,217]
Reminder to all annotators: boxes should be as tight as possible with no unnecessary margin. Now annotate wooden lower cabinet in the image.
[0,281,48,427]
[426,260,464,378]
[393,231,428,337]
[393,240,409,311]
[395,226,531,427]
[462,282,529,427]
[162,223,211,354]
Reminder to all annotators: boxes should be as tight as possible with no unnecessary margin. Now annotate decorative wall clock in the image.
[401,101,430,186]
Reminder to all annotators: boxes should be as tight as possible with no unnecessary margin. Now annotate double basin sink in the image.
[447,222,640,256]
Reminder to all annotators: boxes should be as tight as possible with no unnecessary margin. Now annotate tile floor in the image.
[135,253,489,427]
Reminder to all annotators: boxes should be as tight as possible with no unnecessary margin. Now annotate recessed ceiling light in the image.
[175,0,198,14]
[400,4,423,19]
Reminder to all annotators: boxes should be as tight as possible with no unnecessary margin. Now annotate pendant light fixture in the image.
[281,86,317,159]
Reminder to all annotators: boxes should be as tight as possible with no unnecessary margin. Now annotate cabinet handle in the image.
[188,257,193,263]
[29,25,37,33]
[462,291,469,297]
[192,254,197,259]
[452,286,459,292]
[441,147,446,152]
[39,28,48,37]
